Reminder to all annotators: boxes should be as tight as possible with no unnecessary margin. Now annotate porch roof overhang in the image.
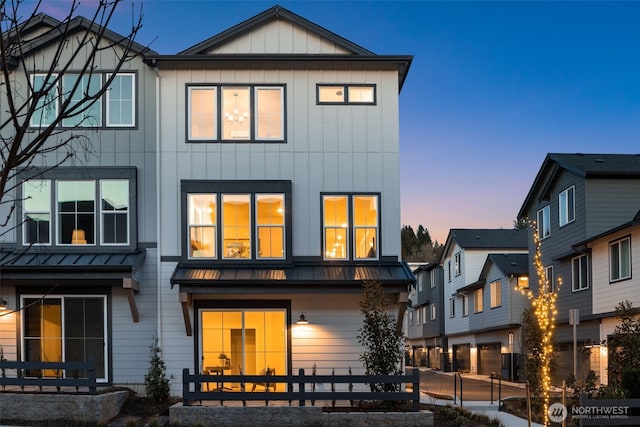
[0,250,146,322]
[171,260,414,336]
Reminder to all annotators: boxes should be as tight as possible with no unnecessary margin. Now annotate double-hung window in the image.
[187,85,285,142]
[559,186,575,227]
[430,303,436,321]
[454,252,461,276]
[185,181,290,261]
[571,254,589,291]
[430,269,436,288]
[316,84,376,105]
[449,298,455,318]
[30,72,136,128]
[490,280,501,308]
[543,265,555,293]
[21,169,134,248]
[462,294,469,317]
[610,237,631,282]
[537,205,551,240]
[323,194,379,260]
[474,288,483,313]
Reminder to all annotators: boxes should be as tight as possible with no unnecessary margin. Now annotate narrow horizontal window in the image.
[317,84,376,105]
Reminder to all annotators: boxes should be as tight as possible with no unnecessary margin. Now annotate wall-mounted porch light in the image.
[296,313,309,325]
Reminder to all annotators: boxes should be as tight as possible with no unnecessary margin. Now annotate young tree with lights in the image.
[518,221,561,426]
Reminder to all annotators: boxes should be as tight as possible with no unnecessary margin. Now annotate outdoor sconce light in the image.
[296,313,309,325]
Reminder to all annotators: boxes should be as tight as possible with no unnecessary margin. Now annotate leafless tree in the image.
[0,0,145,236]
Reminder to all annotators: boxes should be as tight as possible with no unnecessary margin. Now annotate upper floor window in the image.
[490,279,501,308]
[571,254,589,291]
[610,236,631,282]
[430,269,436,288]
[416,308,421,325]
[447,261,452,282]
[316,84,376,105]
[462,294,469,317]
[543,265,555,293]
[422,306,428,323]
[408,310,414,326]
[449,298,455,318]
[21,168,135,248]
[559,186,575,227]
[30,72,136,128]
[430,303,436,320]
[474,288,483,313]
[322,194,379,261]
[418,274,424,291]
[454,252,461,276]
[537,205,551,240]
[184,181,290,261]
[187,85,285,142]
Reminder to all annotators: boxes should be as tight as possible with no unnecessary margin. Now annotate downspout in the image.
[153,63,162,346]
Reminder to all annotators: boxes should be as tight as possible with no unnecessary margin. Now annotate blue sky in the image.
[37,0,640,243]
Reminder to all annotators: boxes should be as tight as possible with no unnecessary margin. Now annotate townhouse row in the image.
[0,5,414,395]
[406,153,640,386]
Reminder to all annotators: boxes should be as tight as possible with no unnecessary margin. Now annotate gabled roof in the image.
[518,153,640,219]
[440,228,528,262]
[457,252,528,293]
[10,13,154,61]
[180,5,374,55]
[146,5,412,91]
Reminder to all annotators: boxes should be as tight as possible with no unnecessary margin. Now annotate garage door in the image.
[478,342,501,376]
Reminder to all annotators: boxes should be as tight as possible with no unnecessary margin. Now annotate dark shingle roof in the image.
[486,253,529,276]
[447,229,528,249]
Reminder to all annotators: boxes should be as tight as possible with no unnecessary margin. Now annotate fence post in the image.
[453,373,457,404]
[412,368,420,411]
[490,372,494,404]
[498,375,502,410]
[87,356,96,394]
[182,368,191,406]
[298,368,305,407]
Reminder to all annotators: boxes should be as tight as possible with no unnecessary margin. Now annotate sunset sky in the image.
[35,0,640,243]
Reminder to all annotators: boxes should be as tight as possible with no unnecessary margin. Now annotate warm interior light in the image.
[296,313,309,325]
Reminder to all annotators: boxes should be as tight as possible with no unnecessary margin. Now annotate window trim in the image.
[22,179,52,246]
[454,252,461,276]
[449,297,455,318]
[544,265,555,293]
[609,236,631,283]
[559,185,575,227]
[462,294,469,317]
[18,167,137,251]
[430,303,436,321]
[474,288,483,313]
[571,253,589,292]
[537,205,551,240]
[490,279,502,308]
[321,192,380,261]
[182,180,292,263]
[316,84,377,105]
[186,83,286,143]
[20,293,109,383]
[105,72,136,127]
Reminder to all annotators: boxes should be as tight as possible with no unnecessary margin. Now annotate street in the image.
[414,369,528,402]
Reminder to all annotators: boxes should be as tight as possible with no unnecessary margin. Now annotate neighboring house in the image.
[0,14,157,388]
[570,209,640,385]
[517,153,640,385]
[406,263,446,370]
[459,253,529,380]
[441,229,528,373]
[146,5,414,393]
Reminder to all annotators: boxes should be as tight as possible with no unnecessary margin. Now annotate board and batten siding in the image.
[157,67,401,259]
[585,179,640,237]
[590,226,640,315]
[203,19,353,55]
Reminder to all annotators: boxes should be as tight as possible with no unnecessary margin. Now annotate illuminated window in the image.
[490,280,501,308]
[188,194,217,259]
[462,294,469,317]
[609,237,631,282]
[317,84,376,105]
[474,288,483,313]
[544,265,555,293]
[559,186,575,227]
[187,84,285,142]
[184,181,289,261]
[256,194,285,259]
[57,181,96,245]
[323,194,378,260]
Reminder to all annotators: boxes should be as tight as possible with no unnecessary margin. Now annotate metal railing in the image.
[0,356,97,393]
[182,367,421,411]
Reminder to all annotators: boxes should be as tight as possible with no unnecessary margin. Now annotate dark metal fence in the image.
[182,367,421,411]
[0,356,97,393]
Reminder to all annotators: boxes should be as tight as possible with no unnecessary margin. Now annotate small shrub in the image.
[144,336,170,402]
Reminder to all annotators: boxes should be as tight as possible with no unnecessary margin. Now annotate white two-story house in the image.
[146,5,414,392]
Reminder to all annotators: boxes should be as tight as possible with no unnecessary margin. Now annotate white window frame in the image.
[106,73,136,127]
[609,236,631,282]
[447,261,452,282]
[544,265,555,293]
[454,252,461,276]
[490,279,501,308]
[559,185,575,227]
[462,294,469,317]
[422,306,428,323]
[571,254,589,291]
[449,298,455,318]
[430,269,436,288]
[416,308,421,325]
[418,274,424,291]
[430,303,436,321]
[537,205,551,240]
